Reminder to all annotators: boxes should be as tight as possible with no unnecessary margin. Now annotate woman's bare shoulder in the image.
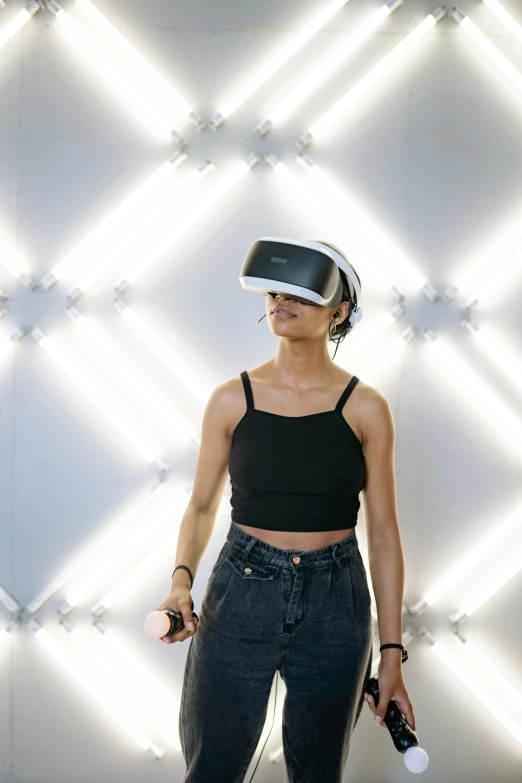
[209,372,256,439]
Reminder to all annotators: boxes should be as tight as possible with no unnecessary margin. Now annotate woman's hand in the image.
[363,663,415,731]
[154,587,199,644]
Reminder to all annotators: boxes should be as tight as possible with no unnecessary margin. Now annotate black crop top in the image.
[228,371,366,532]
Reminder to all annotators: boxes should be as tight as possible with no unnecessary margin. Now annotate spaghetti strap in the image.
[240,370,255,411]
[335,375,359,412]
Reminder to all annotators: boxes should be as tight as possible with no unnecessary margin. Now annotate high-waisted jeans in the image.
[179,520,373,783]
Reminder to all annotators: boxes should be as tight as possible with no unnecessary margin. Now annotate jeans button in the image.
[293,556,301,564]
[244,567,252,574]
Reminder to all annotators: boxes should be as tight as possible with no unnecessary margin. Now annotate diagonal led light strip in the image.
[423,332,522,461]
[40,151,191,292]
[92,527,181,615]
[256,0,403,136]
[409,496,522,613]
[0,228,34,289]
[31,325,161,463]
[87,496,231,617]
[451,545,522,620]
[423,633,522,744]
[71,0,202,131]
[68,311,194,440]
[460,639,522,715]
[482,0,522,42]
[463,247,522,311]
[115,154,260,288]
[45,0,202,141]
[449,7,522,92]
[0,331,15,366]
[62,485,190,612]
[0,1,39,50]
[444,212,522,303]
[26,484,171,615]
[67,627,180,749]
[102,630,184,749]
[297,6,446,148]
[295,154,428,294]
[29,620,164,757]
[465,322,522,398]
[114,300,210,403]
[209,0,354,129]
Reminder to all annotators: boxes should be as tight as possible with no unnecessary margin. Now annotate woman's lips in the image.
[273,310,296,318]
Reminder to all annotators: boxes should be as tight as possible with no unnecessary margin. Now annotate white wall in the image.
[1,0,522,780]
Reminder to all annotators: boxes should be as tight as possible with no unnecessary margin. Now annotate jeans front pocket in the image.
[227,551,281,581]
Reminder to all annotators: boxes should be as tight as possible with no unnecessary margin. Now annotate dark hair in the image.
[313,239,362,359]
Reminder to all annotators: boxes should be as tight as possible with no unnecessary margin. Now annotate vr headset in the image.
[239,237,363,329]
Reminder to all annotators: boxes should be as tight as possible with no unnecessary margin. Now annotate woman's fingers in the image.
[161,618,199,644]
[364,693,387,728]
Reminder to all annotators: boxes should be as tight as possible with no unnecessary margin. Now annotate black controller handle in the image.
[365,677,419,753]
[164,598,199,636]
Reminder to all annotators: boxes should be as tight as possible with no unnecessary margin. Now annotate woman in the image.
[156,239,415,782]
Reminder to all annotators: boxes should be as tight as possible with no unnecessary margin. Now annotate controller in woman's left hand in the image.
[364,691,387,728]
[364,669,415,732]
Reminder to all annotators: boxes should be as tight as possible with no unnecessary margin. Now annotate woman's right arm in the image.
[169,380,236,594]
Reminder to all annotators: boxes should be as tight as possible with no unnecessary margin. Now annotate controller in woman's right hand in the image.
[154,588,199,644]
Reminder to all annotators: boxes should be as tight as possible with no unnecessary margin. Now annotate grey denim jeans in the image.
[179,520,373,783]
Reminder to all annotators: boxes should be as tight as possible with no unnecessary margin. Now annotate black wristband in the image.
[380,643,408,664]
[172,565,193,589]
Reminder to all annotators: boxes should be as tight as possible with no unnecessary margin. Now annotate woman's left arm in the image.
[359,388,415,731]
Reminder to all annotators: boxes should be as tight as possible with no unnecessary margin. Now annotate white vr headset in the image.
[239,237,363,329]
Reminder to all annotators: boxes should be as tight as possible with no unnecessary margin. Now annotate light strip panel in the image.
[75,161,214,294]
[296,155,426,292]
[70,313,194,443]
[466,248,522,309]
[412,497,522,610]
[446,213,522,302]
[46,0,198,141]
[63,486,186,611]
[0,2,38,50]
[424,336,522,461]
[256,1,402,135]
[463,639,522,712]
[469,325,522,397]
[209,0,353,129]
[68,629,179,749]
[103,630,182,748]
[92,528,179,614]
[450,7,522,92]
[117,156,258,285]
[31,325,160,463]
[89,496,232,616]
[270,155,393,285]
[26,485,169,615]
[40,153,189,292]
[429,639,522,743]
[32,623,164,757]
[297,7,445,147]
[114,301,210,403]
[483,0,522,43]
[72,0,198,123]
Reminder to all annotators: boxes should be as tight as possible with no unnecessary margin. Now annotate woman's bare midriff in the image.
[233,524,355,552]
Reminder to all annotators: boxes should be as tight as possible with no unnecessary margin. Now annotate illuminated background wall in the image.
[1,0,522,781]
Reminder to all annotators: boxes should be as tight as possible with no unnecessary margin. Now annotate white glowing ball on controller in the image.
[404,745,429,773]
[144,611,172,638]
